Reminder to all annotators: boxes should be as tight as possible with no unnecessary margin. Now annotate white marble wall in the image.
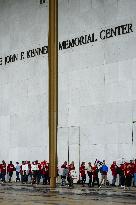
[0,0,136,182]
[0,0,49,162]
[58,0,136,176]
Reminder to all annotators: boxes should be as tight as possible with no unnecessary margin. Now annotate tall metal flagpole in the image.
[48,0,58,188]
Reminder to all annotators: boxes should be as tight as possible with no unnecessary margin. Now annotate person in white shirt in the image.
[87,162,93,187]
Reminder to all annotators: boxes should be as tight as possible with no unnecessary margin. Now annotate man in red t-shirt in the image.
[110,161,117,186]
[124,162,132,189]
[7,161,15,182]
[41,161,49,185]
[92,164,99,187]
[118,163,125,187]
[80,162,86,186]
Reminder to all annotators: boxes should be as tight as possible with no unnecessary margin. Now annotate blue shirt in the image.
[101,165,108,172]
[16,164,20,172]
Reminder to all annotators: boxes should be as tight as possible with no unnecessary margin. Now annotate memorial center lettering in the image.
[100,23,133,40]
[0,23,133,66]
[59,33,97,50]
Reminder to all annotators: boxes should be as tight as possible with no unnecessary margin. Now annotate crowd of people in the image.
[0,159,136,190]
[61,159,136,189]
[0,160,50,185]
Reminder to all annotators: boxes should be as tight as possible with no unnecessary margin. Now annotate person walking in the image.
[15,162,20,182]
[61,161,68,186]
[31,161,37,184]
[99,160,108,188]
[80,162,86,187]
[41,161,49,185]
[7,161,15,182]
[87,162,93,187]
[67,161,75,187]
[1,160,6,183]
[118,163,125,188]
[124,162,132,190]
[92,164,99,187]
[110,161,117,186]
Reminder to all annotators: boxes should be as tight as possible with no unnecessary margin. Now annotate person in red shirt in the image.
[67,161,75,187]
[41,160,47,170]
[118,163,125,188]
[129,160,135,186]
[1,160,6,183]
[36,160,41,184]
[7,161,15,182]
[110,161,117,186]
[80,162,86,186]
[41,161,49,185]
[92,164,99,187]
[124,162,132,190]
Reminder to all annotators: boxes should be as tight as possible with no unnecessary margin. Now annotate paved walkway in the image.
[1,183,136,198]
[0,183,136,205]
